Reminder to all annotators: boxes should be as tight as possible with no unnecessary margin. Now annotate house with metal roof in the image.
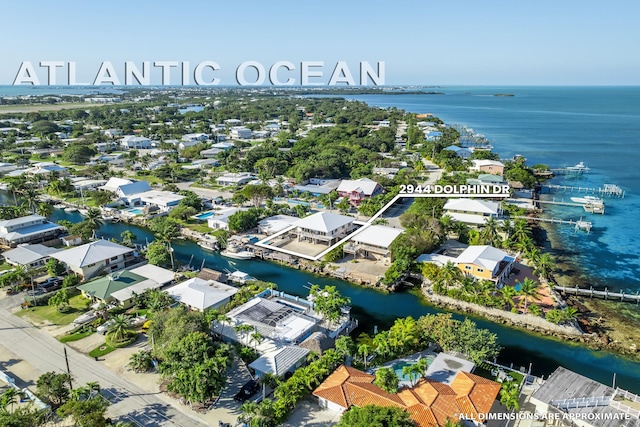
[2,243,58,268]
[293,212,356,246]
[50,239,137,280]
[165,277,238,311]
[443,198,502,225]
[249,346,310,378]
[313,365,501,427]
[0,215,65,247]
[344,225,403,262]
[337,178,383,206]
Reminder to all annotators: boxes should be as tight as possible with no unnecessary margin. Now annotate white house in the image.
[216,172,253,186]
[120,135,152,149]
[344,225,403,262]
[249,346,310,378]
[0,215,65,247]
[230,126,252,139]
[181,133,209,142]
[2,243,59,269]
[137,190,185,211]
[25,162,68,177]
[443,145,473,159]
[443,198,502,225]
[258,215,299,235]
[165,277,238,311]
[207,207,246,230]
[293,212,356,246]
[50,239,137,280]
[100,178,153,207]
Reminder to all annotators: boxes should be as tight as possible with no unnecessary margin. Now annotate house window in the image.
[477,268,484,273]
[110,256,119,261]
[464,266,472,270]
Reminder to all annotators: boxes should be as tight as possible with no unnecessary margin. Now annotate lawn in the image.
[182,221,212,233]
[59,329,94,343]
[16,294,91,326]
[89,343,115,358]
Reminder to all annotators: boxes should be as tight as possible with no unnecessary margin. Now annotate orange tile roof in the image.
[313,364,501,427]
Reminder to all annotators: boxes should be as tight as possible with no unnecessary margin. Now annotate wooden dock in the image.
[554,286,640,304]
[535,199,605,215]
[541,184,625,198]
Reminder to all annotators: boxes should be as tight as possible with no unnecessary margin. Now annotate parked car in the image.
[233,379,259,402]
[37,277,63,293]
[96,319,115,335]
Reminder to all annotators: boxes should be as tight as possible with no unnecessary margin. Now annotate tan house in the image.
[470,159,505,176]
[50,239,137,280]
[455,245,515,286]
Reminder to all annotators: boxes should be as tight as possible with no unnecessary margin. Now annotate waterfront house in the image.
[443,198,502,225]
[344,225,403,263]
[216,172,253,186]
[50,239,137,280]
[466,173,505,186]
[181,133,209,143]
[293,212,356,246]
[313,365,501,427]
[455,245,515,286]
[165,277,238,311]
[337,178,383,206]
[25,162,68,177]
[206,207,246,230]
[0,215,65,247]
[372,167,401,179]
[528,366,640,427]
[470,159,504,176]
[103,128,123,138]
[258,215,299,235]
[2,243,58,269]
[443,145,472,159]
[136,190,185,211]
[100,178,153,207]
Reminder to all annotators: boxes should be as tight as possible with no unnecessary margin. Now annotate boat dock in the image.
[554,286,640,304]
[513,216,592,233]
[541,184,625,198]
[534,199,605,215]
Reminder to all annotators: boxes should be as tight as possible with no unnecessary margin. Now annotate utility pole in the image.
[63,346,73,390]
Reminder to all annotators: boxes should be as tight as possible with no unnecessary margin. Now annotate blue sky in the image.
[2,0,638,86]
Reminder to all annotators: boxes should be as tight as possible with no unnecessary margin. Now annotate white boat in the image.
[220,248,255,260]
[65,207,78,213]
[198,240,218,251]
[566,161,590,172]
[102,215,115,221]
[54,203,66,209]
[570,195,603,204]
[78,208,89,216]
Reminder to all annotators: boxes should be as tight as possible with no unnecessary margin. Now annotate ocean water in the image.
[341,87,640,293]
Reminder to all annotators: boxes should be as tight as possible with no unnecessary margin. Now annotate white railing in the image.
[610,400,640,418]
[550,395,611,410]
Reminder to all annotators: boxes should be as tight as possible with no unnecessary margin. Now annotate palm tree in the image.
[109,314,131,343]
[500,285,518,311]
[414,357,430,379]
[535,253,556,281]
[438,261,462,294]
[357,343,370,370]
[36,202,53,218]
[481,217,500,246]
[21,187,39,214]
[0,388,21,412]
[563,306,579,323]
[499,380,520,410]
[234,324,254,345]
[373,331,393,359]
[120,230,137,247]
[402,363,422,387]
[250,331,264,350]
[85,207,104,228]
[518,278,541,312]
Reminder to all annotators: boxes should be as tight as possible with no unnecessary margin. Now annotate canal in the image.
[46,208,640,392]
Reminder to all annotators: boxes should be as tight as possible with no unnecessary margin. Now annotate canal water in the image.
[43,207,640,392]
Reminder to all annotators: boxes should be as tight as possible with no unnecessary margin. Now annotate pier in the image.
[534,199,605,215]
[541,184,625,198]
[554,286,640,304]
[512,216,592,233]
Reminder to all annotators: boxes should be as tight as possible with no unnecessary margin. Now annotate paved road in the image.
[0,294,207,427]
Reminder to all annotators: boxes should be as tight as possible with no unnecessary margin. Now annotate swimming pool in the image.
[125,208,144,215]
[393,361,414,382]
[193,211,216,220]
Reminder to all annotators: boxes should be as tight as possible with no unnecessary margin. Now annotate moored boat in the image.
[198,240,218,251]
[570,195,603,204]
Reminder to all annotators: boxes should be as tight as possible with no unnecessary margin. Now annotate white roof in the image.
[258,215,299,234]
[2,244,58,265]
[294,212,354,233]
[456,245,511,272]
[166,277,238,311]
[138,190,185,205]
[444,198,500,215]
[425,353,476,385]
[100,177,133,193]
[0,215,46,229]
[51,240,133,268]
[351,225,403,248]
[129,264,175,285]
[416,253,457,266]
[337,178,380,196]
[446,213,497,225]
[249,346,310,377]
[472,159,504,167]
[110,278,162,302]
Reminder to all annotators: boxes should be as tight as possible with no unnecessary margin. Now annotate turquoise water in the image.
[393,361,413,381]
[125,207,144,215]
[339,87,640,293]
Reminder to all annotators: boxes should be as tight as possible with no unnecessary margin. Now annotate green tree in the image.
[56,384,109,427]
[120,230,137,247]
[46,258,65,277]
[35,371,71,409]
[36,202,53,218]
[128,350,154,373]
[87,190,113,207]
[374,367,399,394]
[517,278,541,312]
[48,288,70,312]
[146,240,171,267]
[85,207,104,229]
[107,314,131,343]
[309,285,350,324]
[336,197,351,214]
[241,184,274,208]
[62,144,96,164]
[227,208,261,232]
[337,405,415,427]
[499,380,520,410]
